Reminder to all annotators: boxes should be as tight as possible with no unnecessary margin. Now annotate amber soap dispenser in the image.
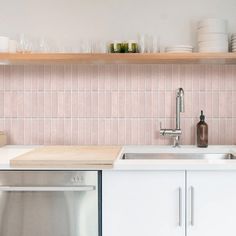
[197,110,208,148]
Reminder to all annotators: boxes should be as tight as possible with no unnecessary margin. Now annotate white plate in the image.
[166,51,193,53]
[166,45,193,50]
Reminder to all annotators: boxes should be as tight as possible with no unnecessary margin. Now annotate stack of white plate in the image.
[165,45,193,53]
[231,34,236,52]
[197,18,229,53]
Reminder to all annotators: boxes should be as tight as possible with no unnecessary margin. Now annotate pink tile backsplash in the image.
[0,64,236,145]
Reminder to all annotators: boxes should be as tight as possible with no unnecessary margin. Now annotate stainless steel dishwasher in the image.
[0,170,102,236]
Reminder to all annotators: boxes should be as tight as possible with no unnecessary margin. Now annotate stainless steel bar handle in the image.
[190,186,194,226]
[178,187,182,227]
[0,185,96,192]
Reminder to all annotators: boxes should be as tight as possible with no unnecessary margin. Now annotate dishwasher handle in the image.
[0,185,96,192]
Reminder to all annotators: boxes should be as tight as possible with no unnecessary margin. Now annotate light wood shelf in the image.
[0,52,236,65]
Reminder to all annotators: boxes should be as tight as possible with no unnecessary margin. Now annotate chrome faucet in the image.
[160,88,185,147]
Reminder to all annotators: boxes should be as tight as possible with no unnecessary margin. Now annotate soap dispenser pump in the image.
[197,110,208,148]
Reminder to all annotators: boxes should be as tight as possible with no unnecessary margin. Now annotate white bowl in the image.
[198,18,227,29]
[197,33,228,42]
[0,36,9,52]
[198,41,228,48]
[198,47,228,52]
[198,26,227,34]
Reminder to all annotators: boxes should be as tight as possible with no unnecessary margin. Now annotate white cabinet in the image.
[187,171,236,236]
[102,170,185,236]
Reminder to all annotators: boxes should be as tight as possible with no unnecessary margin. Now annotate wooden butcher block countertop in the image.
[10,146,123,169]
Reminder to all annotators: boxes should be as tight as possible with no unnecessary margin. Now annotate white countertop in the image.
[1,145,236,170]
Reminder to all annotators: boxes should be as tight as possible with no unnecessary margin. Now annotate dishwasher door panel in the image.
[0,171,99,236]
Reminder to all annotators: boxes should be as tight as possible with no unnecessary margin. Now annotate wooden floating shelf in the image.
[0,53,236,65]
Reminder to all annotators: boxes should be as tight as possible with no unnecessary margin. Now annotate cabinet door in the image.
[187,171,236,236]
[102,171,185,236]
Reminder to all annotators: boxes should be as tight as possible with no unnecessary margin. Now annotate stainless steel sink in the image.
[122,153,236,160]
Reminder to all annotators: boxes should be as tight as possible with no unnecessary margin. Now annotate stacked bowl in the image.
[197,19,229,52]
[231,34,236,52]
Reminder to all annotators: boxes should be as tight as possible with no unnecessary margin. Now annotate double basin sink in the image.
[122,153,236,160]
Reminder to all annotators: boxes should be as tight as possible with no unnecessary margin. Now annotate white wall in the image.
[1,0,236,50]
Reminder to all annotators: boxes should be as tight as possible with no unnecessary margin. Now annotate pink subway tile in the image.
[98,119,105,145]
[104,119,111,145]
[118,92,126,117]
[157,91,165,117]
[51,92,58,117]
[31,119,39,144]
[37,92,44,118]
[51,119,64,145]
[24,119,32,144]
[125,119,132,145]
[90,66,99,91]
[225,65,234,91]
[98,92,106,118]
[4,92,17,117]
[64,92,72,118]
[64,119,72,145]
[71,119,78,144]
[84,92,92,118]
[181,65,193,91]
[44,119,51,145]
[44,92,52,118]
[183,91,193,118]
[219,91,232,118]
[10,65,24,91]
[125,93,132,118]
[71,65,78,90]
[64,65,72,90]
[77,119,86,144]
[137,65,146,90]
[118,119,126,145]
[172,65,181,89]
[11,119,24,144]
[91,119,98,145]
[38,119,44,145]
[144,119,153,145]
[130,92,139,118]
[0,67,4,90]
[131,119,139,144]
[145,92,153,117]
[78,92,86,117]
[211,119,219,144]
[79,65,91,91]
[84,119,91,144]
[51,65,64,91]
[117,65,126,91]
[71,92,78,118]
[138,91,145,117]
[111,91,118,118]
[212,92,219,117]
[43,65,51,90]
[165,91,174,117]
[31,65,44,91]
[211,65,220,91]
[182,118,194,145]
[110,120,118,145]
[0,92,4,117]
[91,92,99,118]
[17,92,24,117]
